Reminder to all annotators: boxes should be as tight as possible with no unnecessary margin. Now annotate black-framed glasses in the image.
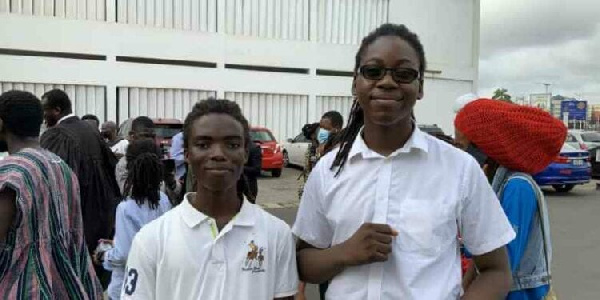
[359,65,420,84]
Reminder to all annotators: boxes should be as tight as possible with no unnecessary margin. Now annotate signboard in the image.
[560,100,588,121]
[529,93,551,111]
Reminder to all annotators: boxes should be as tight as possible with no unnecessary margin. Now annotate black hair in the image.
[82,114,100,123]
[124,139,163,209]
[42,89,72,114]
[322,111,344,129]
[332,24,427,175]
[131,116,155,133]
[0,90,43,137]
[183,98,251,201]
[302,123,320,141]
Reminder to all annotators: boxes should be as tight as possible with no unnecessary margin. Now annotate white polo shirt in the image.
[122,194,298,300]
[292,128,516,300]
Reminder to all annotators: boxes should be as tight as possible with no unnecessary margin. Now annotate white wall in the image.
[0,0,478,139]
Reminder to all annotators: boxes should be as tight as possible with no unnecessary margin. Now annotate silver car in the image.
[567,130,600,151]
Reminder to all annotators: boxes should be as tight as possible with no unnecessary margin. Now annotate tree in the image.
[492,88,512,102]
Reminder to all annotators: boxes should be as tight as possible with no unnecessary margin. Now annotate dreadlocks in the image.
[124,139,163,209]
[331,24,427,176]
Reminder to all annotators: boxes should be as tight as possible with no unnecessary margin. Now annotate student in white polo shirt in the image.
[122,99,298,300]
[292,23,516,300]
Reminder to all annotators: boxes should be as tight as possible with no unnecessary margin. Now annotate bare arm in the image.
[0,189,16,241]
[297,239,347,284]
[462,247,511,300]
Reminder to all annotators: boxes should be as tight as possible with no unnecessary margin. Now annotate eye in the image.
[228,143,242,149]
[393,68,419,82]
[361,65,384,80]
[196,142,210,149]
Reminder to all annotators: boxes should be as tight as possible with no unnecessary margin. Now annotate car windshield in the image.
[561,143,578,152]
[581,132,600,142]
[251,130,275,142]
[566,134,578,143]
[155,126,182,138]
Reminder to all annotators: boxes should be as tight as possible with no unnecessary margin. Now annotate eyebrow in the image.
[194,135,243,140]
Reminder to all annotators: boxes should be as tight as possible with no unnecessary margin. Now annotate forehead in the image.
[190,113,245,138]
[361,36,420,68]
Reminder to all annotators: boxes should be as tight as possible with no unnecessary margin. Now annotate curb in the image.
[259,202,300,209]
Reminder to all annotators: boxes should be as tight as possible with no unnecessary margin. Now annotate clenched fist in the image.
[339,223,398,266]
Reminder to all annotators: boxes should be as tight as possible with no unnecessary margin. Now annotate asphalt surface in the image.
[261,167,600,299]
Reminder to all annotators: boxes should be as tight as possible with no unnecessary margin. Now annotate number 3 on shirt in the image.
[124,268,139,295]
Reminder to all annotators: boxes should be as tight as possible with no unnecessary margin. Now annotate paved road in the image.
[261,167,600,299]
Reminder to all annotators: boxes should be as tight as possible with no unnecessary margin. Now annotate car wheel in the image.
[283,151,290,168]
[271,169,282,178]
[552,184,575,193]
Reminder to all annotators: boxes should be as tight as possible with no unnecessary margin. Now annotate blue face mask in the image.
[317,129,330,144]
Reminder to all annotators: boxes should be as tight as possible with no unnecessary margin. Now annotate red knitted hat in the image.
[454,99,567,174]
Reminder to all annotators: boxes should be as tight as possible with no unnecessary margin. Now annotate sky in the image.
[478,0,600,103]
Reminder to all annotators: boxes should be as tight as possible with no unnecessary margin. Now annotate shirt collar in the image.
[179,193,255,228]
[57,113,76,125]
[348,125,429,161]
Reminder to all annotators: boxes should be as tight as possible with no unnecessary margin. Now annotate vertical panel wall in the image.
[0,0,106,20]
[225,91,309,142]
[117,86,216,123]
[316,0,389,44]
[315,95,353,126]
[116,0,218,32]
[0,81,106,123]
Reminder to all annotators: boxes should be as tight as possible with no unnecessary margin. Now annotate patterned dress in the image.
[0,148,103,299]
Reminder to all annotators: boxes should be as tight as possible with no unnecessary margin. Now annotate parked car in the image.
[567,130,600,150]
[533,143,591,192]
[589,145,600,179]
[250,127,284,177]
[118,118,183,158]
[282,132,312,168]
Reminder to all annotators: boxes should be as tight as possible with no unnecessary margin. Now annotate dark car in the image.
[589,146,600,179]
[533,143,591,192]
[118,118,182,158]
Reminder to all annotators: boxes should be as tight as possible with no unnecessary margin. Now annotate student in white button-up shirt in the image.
[122,99,298,300]
[293,24,516,300]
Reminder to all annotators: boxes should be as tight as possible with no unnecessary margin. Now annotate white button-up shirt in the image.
[293,128,515,300]
[123,195,299,300]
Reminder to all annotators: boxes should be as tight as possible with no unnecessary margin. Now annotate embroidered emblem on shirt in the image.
[242,240,266,273]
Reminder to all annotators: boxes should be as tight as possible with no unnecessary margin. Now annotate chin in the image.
[368,114,410,127]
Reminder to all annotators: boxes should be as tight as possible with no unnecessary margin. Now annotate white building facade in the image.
[0,0,479,141]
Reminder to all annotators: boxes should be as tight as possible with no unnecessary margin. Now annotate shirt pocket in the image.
[394,198,455,256]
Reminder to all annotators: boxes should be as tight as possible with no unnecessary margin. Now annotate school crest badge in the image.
[242,240,266,273]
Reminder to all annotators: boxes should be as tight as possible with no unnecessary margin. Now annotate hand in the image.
[338,223,398,267]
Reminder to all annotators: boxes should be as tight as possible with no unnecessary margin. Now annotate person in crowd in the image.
[122,99,298,300]
[96,139,172,300]
[292,23,516,299]
[82,114,101,131]
[0,90,103,299]
[316,111,344,156]
[102,121,129,158]
[454,99,565,300]
[40,89,121,288]
[115,116,182,205]
[238,141,262,203]
[297,122,320,200]
[169,131,186,180]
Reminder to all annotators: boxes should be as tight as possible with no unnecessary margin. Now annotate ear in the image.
[417,79,424,100]
[482,164,490,177]
[184,148,189,164]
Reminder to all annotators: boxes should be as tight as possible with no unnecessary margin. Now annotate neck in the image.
[8,136,40,154]
[190,185,242,219]
[362,117,414,156]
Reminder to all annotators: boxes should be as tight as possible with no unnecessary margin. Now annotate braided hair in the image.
[331,24,427,176]
[183,98,251,201]
[124,139,163,209]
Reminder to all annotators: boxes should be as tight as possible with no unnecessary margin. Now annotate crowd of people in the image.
[0,23,565,300]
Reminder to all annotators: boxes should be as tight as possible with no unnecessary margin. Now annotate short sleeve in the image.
[291,163,333,249]
[274,224,299,298]
[121,233,156,300]
[459,160,516,256]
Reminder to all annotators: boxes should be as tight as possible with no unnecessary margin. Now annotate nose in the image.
[376,71,399,90]
[209,144,227,161]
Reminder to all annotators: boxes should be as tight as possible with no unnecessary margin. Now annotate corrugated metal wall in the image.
[116,0,217,32]
[316,95,353,125]
[316,0,389,44]
[117,87,216,123]
[0,0,106,20]
[0,81,106,122]
[223,0,309,40]
[225,91,308,142]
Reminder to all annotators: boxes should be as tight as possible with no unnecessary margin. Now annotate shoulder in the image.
[504,176,537,195]
[135,206,178,243]
[252,204,292,235]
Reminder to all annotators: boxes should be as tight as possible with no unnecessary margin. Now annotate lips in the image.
[370,95,403,101]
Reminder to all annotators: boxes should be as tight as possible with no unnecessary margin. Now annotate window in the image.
[251,130,275,142]
[582,132,600,142]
